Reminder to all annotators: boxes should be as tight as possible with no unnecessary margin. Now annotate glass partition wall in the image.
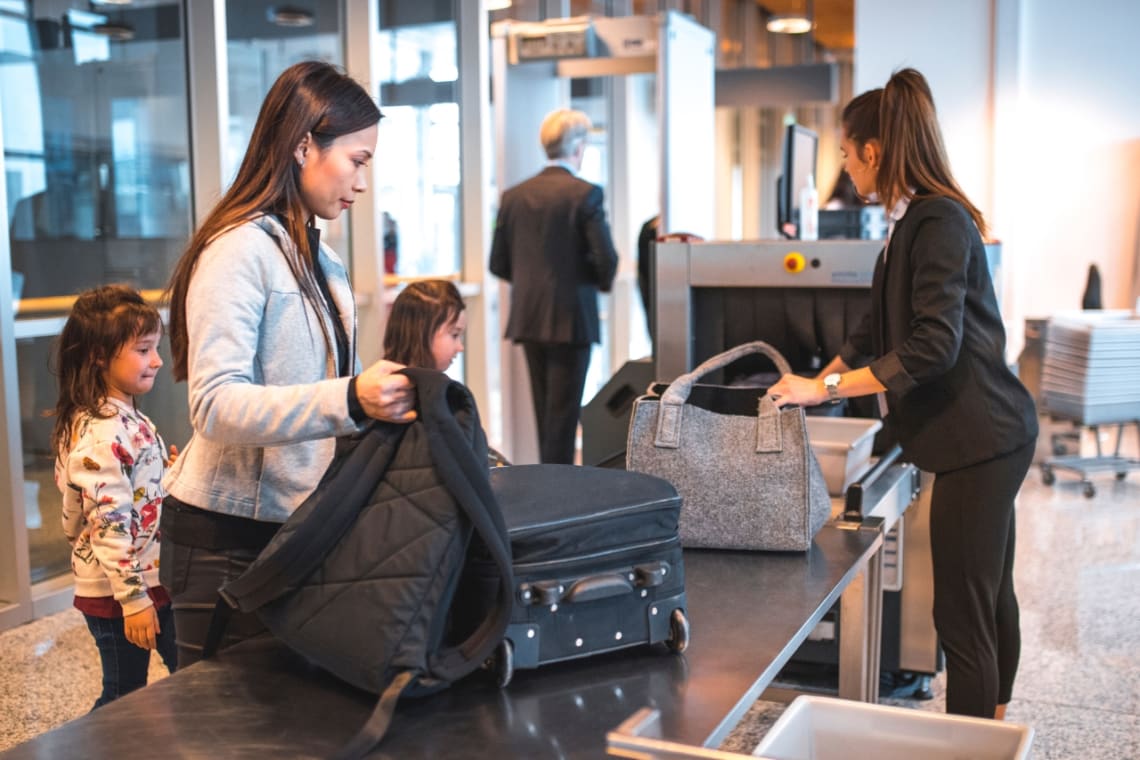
[0,0,192,626]
[375,0,465,381]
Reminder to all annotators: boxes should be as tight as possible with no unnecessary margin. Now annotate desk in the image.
[3,517,886,759]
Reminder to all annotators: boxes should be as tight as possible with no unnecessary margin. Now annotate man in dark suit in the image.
[489,108,619,464]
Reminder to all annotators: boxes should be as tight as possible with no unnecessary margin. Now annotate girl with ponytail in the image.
[770,68,1038,721]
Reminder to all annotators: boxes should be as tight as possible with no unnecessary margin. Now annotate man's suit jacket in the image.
[840,195,1037,474]
[489,166,619,345]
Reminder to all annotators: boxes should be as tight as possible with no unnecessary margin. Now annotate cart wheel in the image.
[666,608,690,654]
[492,639,514,688]
[1041,466,1055,486]
[1116,472,1128,481]
[1083,482,1096,499]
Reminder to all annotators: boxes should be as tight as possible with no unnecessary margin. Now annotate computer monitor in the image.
[777,123,818,239]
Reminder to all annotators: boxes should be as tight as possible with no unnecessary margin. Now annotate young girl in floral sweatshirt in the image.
[52,284,177,709]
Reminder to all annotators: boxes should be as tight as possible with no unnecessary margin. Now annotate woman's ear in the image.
[294,132,312,168]
[862,138,882,170]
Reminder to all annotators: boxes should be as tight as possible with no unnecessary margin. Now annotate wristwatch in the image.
[823,373,842,404]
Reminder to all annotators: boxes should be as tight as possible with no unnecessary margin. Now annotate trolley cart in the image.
[1040,418,1140,498]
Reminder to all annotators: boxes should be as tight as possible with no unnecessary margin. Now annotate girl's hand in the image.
[166,444,179,466]
[767,373,828,409]
[124,605,160,650]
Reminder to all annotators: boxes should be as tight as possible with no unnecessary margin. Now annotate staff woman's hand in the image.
[767,373,827,409]
[356,359,417,422]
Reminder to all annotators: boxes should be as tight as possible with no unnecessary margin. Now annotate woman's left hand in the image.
[357,359,418,422]
[767,373,827,409]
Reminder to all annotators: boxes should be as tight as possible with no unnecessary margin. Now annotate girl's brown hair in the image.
[383,280,465,369]
[165,61,381,381]
[51,285,163,456]
[842,68,987,236]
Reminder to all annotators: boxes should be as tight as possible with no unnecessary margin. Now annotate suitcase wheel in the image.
[666,608,690,654]
[490,638,514,688]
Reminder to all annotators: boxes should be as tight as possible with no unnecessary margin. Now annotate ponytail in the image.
[880,69,987,235]
[847,68,988,237]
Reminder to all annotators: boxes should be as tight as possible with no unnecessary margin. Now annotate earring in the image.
[298,159,306,169]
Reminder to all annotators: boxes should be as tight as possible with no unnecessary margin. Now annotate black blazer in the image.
[489,166,619,345]
[840,196,1037,473]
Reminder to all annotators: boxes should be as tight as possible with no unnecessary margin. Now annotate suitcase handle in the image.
[564,573,634,604]
[520,562,672,606]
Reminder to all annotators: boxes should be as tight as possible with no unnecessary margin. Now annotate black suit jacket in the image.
[489,166,619,345]
[840,196,1037,473]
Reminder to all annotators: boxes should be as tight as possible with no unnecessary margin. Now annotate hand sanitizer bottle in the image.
[800,174,819,241]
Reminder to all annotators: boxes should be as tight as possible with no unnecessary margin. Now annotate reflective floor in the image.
[1,421,1138,757]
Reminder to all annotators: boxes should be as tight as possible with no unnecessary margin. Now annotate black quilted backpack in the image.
[205,368,513,759]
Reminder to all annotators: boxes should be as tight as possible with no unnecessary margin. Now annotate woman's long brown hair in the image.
[51,285,163,457]
[842,68,987,237]
[165,61,380,381]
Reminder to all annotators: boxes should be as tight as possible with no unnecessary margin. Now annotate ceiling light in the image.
[766,14,812,34]
[91,0,134,5]
[268,6,315,28]
[488,0,512,10]
[91,22,135,41]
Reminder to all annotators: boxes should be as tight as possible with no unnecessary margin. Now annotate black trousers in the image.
[521,342,591,465]
[159,497,279,668]
[929,438,1035,718]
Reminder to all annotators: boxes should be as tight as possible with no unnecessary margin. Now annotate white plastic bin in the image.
[805,417,882,496]
[752,696,1034,760]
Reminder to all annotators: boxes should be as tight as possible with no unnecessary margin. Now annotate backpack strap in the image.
[200,597,234,659]
[402,368,514,682]
[330,671,416,760]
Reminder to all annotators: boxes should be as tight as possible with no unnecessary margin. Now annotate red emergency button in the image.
[784,252,806,273]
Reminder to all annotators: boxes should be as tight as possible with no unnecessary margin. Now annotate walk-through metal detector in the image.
[489,11,715,465]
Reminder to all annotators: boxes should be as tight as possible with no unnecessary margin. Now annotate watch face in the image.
[824,373,841,403]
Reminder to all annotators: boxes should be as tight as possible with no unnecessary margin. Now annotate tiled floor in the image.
[1,421,1138,757]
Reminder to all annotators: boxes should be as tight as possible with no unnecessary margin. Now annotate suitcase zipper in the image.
[509,536,680,574]
[506,497,679,538]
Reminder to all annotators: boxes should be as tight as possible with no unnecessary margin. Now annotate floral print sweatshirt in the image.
[56,398,168,616]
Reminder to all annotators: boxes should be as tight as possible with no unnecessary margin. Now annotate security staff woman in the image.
[768,68,1038,720]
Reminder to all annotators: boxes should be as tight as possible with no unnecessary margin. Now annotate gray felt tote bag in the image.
[626,341,831,551]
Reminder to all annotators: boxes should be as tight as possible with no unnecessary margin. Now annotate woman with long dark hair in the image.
[769,68,1038,720]
[161,61,415,666]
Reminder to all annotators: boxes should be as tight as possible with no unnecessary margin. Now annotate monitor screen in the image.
[777,123,818,238]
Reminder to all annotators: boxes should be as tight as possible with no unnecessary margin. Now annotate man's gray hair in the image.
[540,108,591,160]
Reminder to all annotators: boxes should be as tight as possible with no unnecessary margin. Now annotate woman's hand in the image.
[124,605,160,650]
[767,373,827,409]
[356,359,417,422]
[165,444,179,466]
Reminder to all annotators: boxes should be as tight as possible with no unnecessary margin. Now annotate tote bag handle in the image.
[654,341,794,452]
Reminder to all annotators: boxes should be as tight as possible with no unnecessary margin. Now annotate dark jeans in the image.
[930,438,1036,718]
[83,605,177,711]
[159,497,279,668]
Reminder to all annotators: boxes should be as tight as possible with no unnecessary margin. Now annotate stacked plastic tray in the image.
[1041,312,1140,425]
